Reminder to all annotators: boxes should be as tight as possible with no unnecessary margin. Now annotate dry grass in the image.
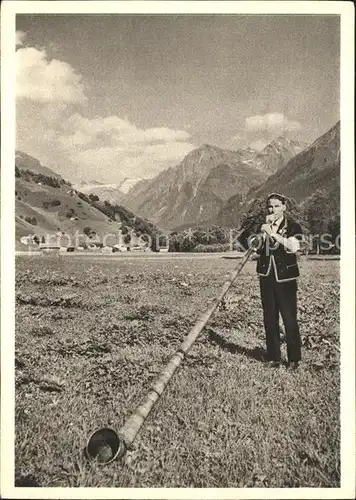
[15,255,340,487]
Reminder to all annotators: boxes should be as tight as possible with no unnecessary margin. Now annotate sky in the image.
[15,14,340,184]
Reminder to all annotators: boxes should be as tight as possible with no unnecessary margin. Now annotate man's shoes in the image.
[288,361,299,371]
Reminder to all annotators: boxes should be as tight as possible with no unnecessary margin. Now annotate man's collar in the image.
[273,215,284,226]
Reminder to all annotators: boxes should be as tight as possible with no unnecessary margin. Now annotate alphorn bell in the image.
[85,241,259,464]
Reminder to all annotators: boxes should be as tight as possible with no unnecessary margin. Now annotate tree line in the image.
[15,166,70,189]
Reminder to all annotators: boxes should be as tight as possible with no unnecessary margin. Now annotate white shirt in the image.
[269,216,300,253]
[271,216,283,233]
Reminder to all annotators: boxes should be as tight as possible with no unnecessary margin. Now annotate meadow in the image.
[15,253,340,488]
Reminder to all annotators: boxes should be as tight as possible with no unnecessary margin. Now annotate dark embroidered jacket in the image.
[255,217,303,282]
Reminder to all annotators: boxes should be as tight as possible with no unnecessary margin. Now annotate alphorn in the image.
[85,244,256,464]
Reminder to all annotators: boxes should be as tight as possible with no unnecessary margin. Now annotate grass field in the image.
[15,254,340,488]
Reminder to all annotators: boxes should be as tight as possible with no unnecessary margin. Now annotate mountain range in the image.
[120,137,307,229]
[254,137,307,174]
[218,121,340,227]
[14,121,339,246]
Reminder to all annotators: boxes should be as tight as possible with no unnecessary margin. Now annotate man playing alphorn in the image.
[253,193,304,370]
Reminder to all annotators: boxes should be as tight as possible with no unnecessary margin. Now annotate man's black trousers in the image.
[259,274,301,363]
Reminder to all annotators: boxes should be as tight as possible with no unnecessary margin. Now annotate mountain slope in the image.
[118,177,143,194]
[254,137,308,174]
[15,151,63,180]
[121,144,269,229]
[246,121,340,203]
[74,182,125,205]
[120,137,307,230]
[15,151,160,249]
[15,176,118,243]
[217,122,340,227]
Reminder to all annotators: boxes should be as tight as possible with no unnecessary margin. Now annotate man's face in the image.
[267,198,286,220]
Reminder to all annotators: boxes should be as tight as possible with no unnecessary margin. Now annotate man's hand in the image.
[260,223,273,237]
[266,214,278,224]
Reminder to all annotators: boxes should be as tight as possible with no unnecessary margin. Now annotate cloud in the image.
[16,31,27,46]
[60,115,195,179]
[228,112,303,150]
[16,47,87,103]
[61,114,190,148]
[65,139,195,180]
[128,127,190,144]
[245,113,301,134]
[17,104,195,182]
[16,42,195,182]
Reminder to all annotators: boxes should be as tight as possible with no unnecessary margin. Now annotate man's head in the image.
[266,193,287,221]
